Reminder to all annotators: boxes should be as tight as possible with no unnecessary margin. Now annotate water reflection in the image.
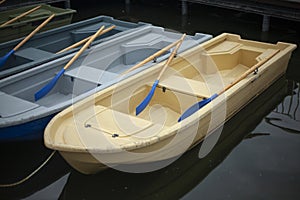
[0,141,70,200]
[59,76,287,200]
[265,81,300,134]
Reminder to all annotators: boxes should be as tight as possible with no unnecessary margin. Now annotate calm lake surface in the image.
[0,1,299,199]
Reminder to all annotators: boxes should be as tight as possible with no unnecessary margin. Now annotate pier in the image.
[180,0,300,31]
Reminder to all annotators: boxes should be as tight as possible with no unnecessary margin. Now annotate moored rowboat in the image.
[60,76,288,199]
[44,33,296,174]
[0,15,148,78]
[0,4,76,43]
[0,25,211,141]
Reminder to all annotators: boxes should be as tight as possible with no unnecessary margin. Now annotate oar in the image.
[178,49,280,122]
[0,0,6,5]
[34,25,105,101]
[135,33,186,115]
[56,25,116,54]
[121,36,186,75]
[0,14,55,67]
[0,5,41,27]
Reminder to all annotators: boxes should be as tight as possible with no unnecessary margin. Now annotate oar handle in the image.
[0,0,5,5]
[218,49,280,95]
[157,33,186,80]
[56,25,116,54]
[121,34,186,75]
[0,5,41,27]
[13,14,55,51]
[63,25,105,70]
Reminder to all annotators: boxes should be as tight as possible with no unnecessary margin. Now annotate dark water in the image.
[0,1,300,199]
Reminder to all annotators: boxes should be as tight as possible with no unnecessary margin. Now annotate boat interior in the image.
[67,35,284,142]
[1,18,137,70]
[0,31,181,118]
[2,24,121,68]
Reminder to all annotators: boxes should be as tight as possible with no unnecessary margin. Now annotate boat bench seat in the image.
[64,66,118,85]
[159,75,211,98]
[14,47,54,61]
[84,105,154,138]
[0,91,39,118]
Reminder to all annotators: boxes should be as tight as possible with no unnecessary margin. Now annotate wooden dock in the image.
[181,0,300,31]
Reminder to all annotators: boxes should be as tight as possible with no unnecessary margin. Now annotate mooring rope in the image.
[0,150,56,188]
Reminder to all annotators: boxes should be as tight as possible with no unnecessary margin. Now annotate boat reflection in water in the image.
[59,75,288,200]
[266,80,300,134]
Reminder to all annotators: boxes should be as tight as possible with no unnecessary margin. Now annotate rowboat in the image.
[0,15,148,78]
[0,25,211,141]
[0,4,76,43]
[44,33,296,174]
[60,76,287,199]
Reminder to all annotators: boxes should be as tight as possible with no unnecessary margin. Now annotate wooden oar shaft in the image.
[122,35,186,75]
[13,14,55,51]
[218,49,280,96]
[157,33,186,80]
[63,25,105,70]
[0,5,41,28]
[56,25,116,54]
[0,0,6,5]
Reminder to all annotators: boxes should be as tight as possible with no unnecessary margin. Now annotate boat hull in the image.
[0,114,55,142]
[59,51,292,174]
[44,33,296,174]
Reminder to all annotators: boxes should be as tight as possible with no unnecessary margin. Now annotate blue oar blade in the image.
[136,80,159,115]
[34,68,65,101]
[0,49,15,67]
[178,93,218,122]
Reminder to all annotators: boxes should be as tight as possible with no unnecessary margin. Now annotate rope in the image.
[0,151,56,188]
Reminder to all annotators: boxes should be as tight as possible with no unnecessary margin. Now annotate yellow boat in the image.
[44,33,296,174]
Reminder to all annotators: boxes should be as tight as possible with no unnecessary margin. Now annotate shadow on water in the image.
[58,76,288,200]
[0,140,70,200]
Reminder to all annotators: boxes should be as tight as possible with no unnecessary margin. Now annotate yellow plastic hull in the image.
[44,33,296,174]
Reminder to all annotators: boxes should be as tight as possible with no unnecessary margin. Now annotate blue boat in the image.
[0,25,212,142]
[0,15,149,79]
